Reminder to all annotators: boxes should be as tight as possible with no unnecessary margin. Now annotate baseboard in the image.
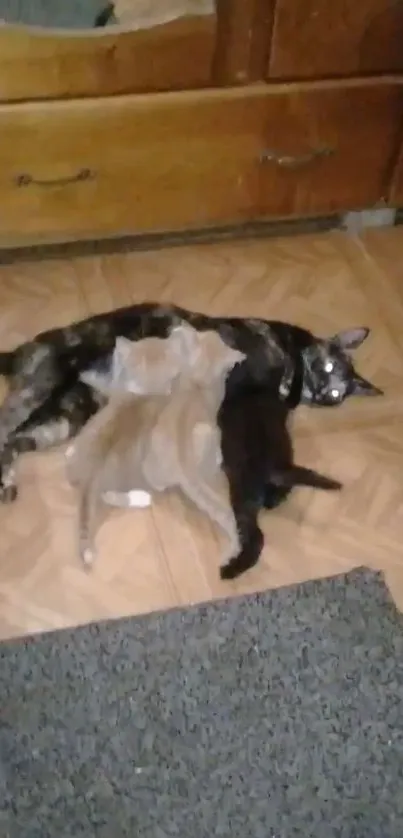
[0,215,341,266]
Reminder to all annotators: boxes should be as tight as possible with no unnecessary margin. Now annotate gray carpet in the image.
[1,567,403,838]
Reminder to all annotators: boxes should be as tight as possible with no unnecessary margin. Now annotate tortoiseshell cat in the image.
[0,301,381,502]
[67,327,245,568]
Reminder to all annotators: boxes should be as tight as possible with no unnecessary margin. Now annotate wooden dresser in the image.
[1,0,403,247]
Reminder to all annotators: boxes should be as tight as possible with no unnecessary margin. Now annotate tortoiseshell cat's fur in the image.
[0,302,381,501]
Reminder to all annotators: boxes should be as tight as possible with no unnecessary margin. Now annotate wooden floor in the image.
[1,226,403,639]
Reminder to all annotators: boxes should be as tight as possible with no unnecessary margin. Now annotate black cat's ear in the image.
[351,374,383,397]
[332,327,370,351]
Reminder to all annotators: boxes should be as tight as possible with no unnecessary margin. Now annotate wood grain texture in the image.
[1,228,403,638]
[268,0,403,80]
[213,0,274,85]
[0,15,217,102]
[0,79,401,246]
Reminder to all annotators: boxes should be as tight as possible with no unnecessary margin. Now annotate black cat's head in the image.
[301,327,383,406]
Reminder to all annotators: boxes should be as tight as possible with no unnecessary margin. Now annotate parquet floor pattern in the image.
[1,227,403,639]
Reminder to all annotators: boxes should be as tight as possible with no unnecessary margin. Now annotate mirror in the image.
[0,2,115,29]
[0,0,213,30]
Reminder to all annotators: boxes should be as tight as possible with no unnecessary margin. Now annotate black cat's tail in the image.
[271,466,342,492]
[0,350,15,377]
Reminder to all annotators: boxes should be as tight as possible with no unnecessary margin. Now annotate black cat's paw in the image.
[220,529,264,581]
[261,484,291,510]
[220,560,243,581]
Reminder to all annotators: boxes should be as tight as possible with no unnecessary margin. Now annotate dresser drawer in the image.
[0,89,268,244]
[0,81,400,246]
[0,11,216,102]
[257,80,403,218]
[268,0,403,80]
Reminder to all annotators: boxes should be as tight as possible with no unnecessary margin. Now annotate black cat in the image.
[219,366,341,580]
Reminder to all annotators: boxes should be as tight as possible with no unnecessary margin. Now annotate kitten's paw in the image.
[80,546,96,570]
[102,489,151,509]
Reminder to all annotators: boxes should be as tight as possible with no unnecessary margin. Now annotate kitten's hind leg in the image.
[181,469,241,561]
[220,484,264,580]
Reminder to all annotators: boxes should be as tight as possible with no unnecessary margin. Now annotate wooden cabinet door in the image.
[213,0,274,85]
[268,0,403,80]
[257,80,403,218]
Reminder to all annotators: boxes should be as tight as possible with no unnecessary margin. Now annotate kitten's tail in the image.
[271,466,342,492]
[0,350,16,377]
[78,470,103,570]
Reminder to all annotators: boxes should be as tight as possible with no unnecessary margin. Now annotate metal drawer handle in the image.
[14,168,96,188]
[259,147,334,168]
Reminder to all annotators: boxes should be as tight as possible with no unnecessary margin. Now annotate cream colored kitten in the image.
[67,324,245,568]
[70,324,199,510]
[80,322,201,397]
